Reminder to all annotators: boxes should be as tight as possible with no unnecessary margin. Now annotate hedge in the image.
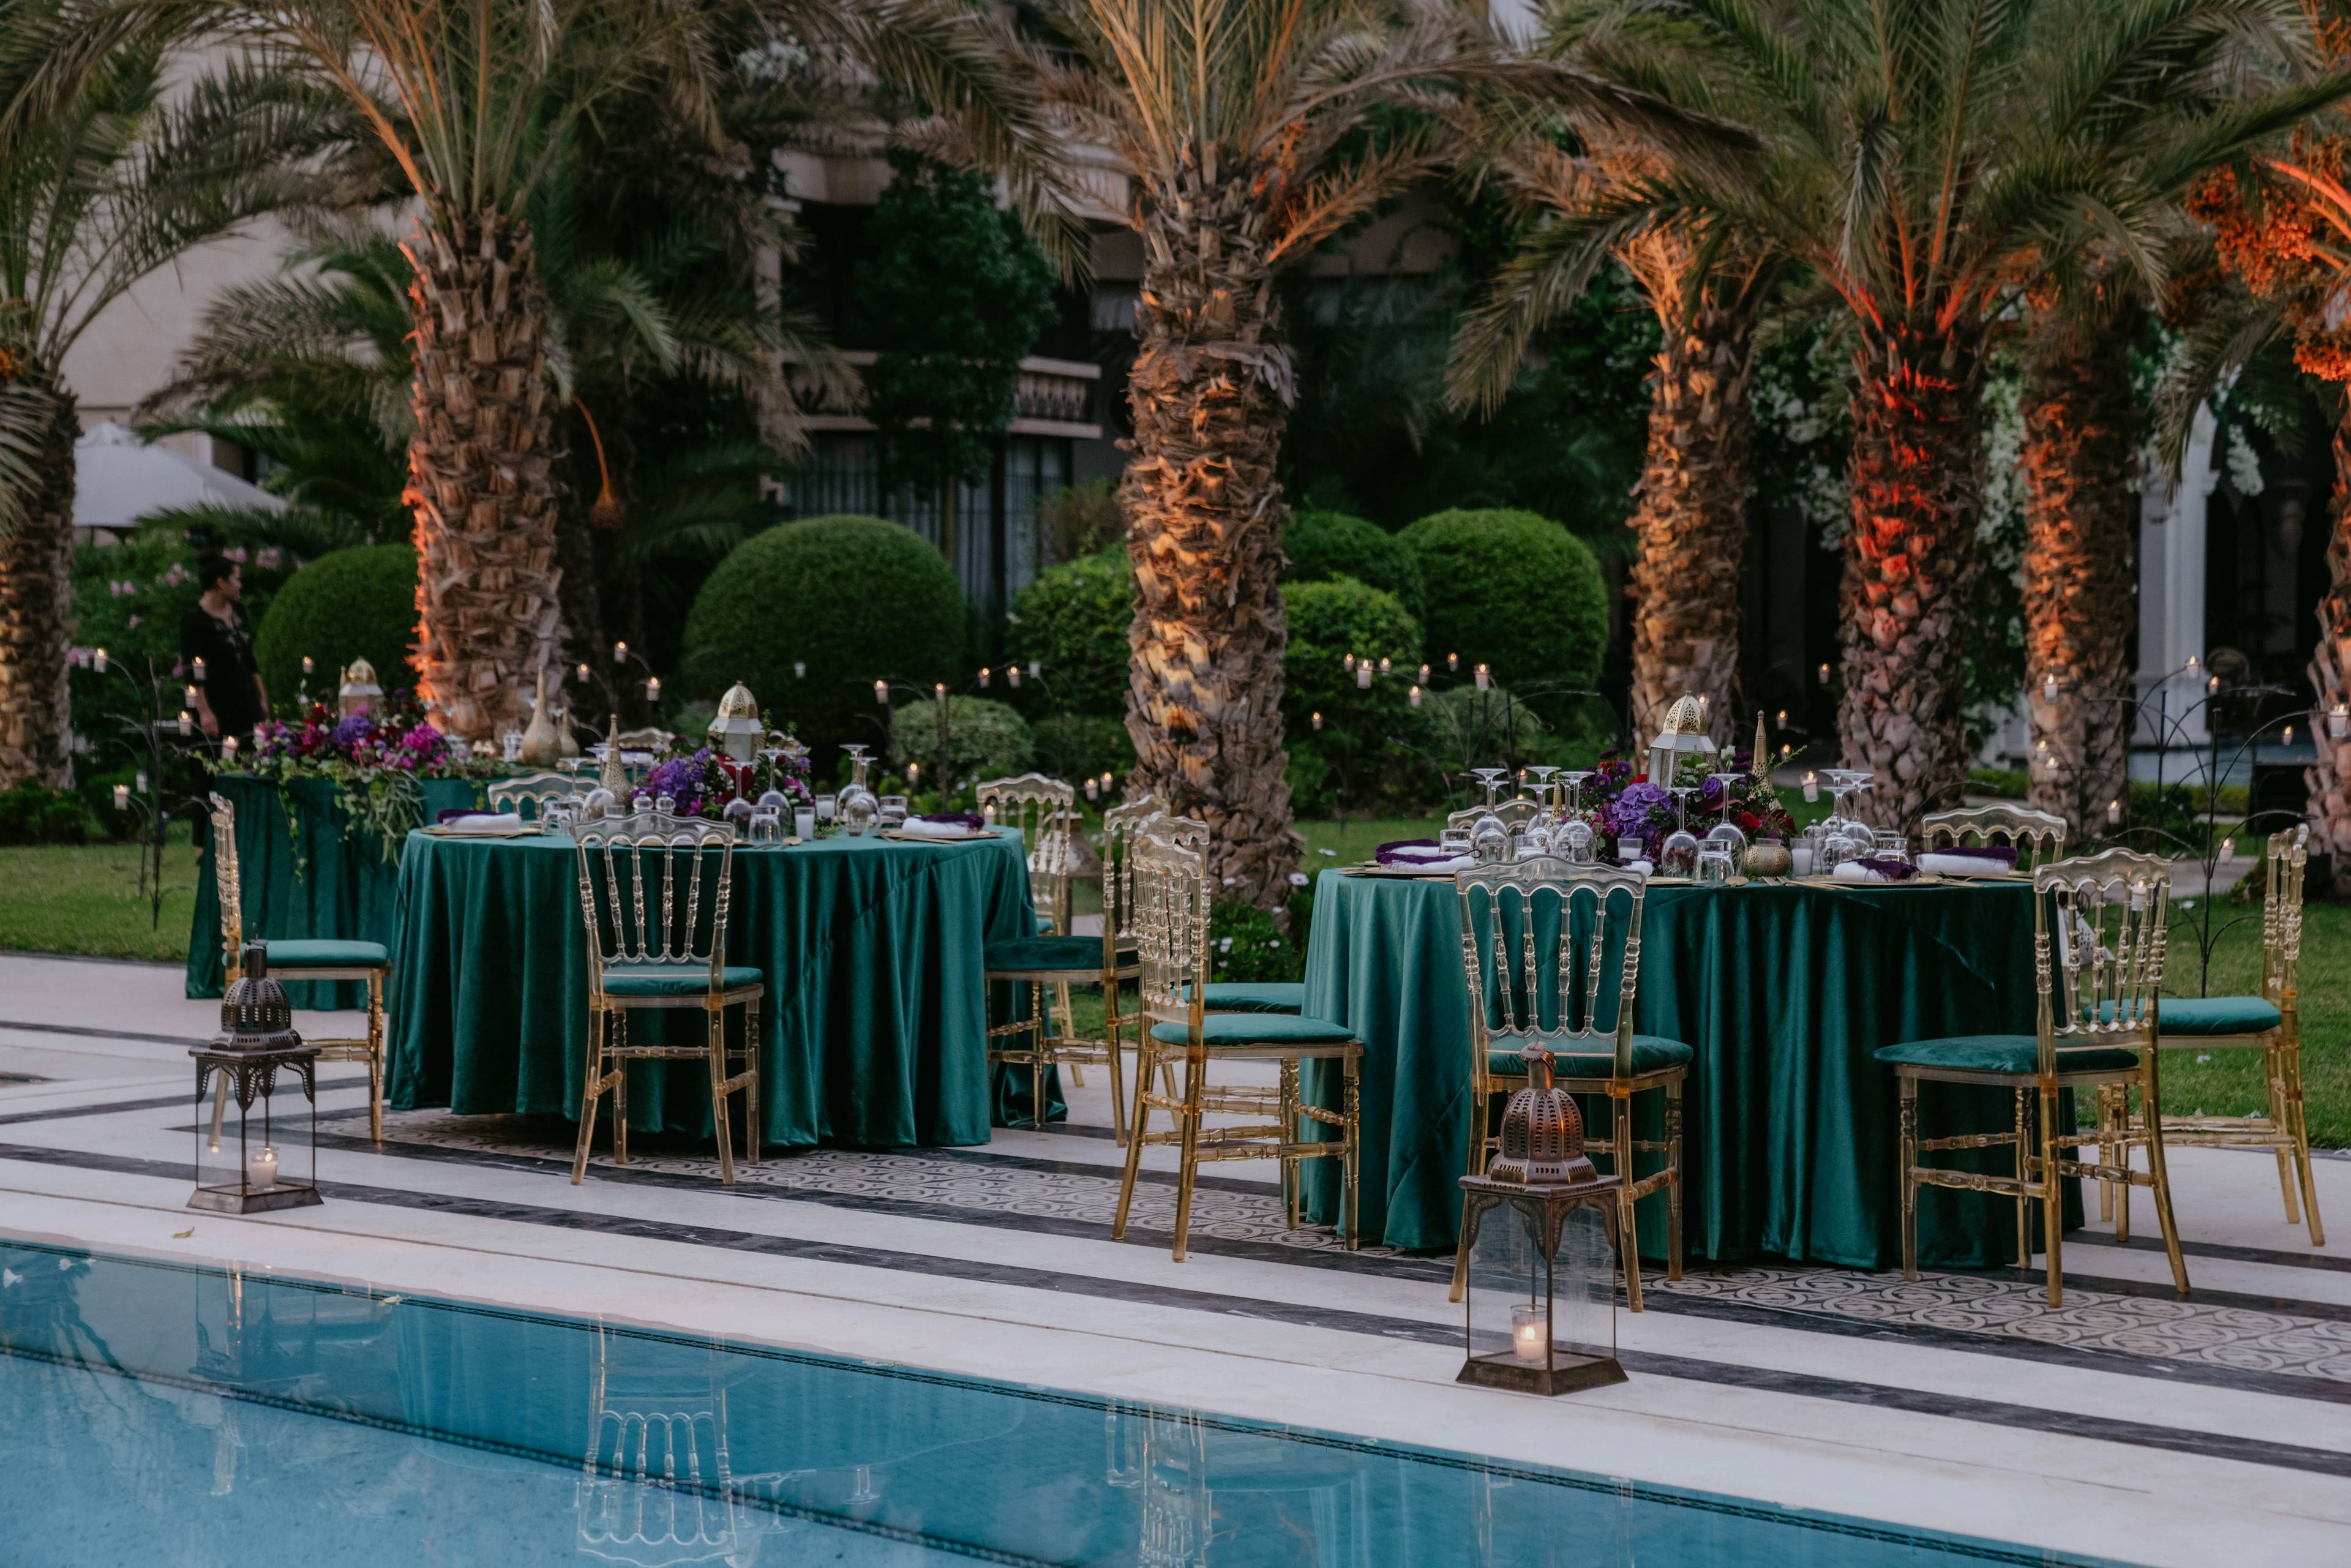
[254,543,418,708]
[1283,509,1425,625]
[1400,508,1606,702]
[681,515,966,759]
[886,695,1035,788]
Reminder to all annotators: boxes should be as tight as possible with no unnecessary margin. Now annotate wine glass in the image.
[837,745,879,836]
[1469,767,1508,810]
[1660,786,1700,876]
[1526,765,1561,824]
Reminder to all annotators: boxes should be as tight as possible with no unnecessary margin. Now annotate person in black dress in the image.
[181,552,269,748]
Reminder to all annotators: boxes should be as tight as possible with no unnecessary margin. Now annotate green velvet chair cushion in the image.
[985,935,1106,973]
[261,939,388,969]
[1182,981,1307,1014]
[1490,1033,1693,1078]
[1149,1013,1357,1047]
[1873,1034,2139,1074]
[1033,912,1056,935]
[2156,996,2282,1036]
[601,964,763,998]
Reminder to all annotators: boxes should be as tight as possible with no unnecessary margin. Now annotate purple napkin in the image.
[914,812,987,830]
[1930,845,2016,865]
[1376,838,1448,866]
[1854,857,1919,881]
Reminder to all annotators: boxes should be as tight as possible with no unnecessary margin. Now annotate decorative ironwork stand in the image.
[190,941,322,1215]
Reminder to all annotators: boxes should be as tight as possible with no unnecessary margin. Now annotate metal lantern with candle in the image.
[1644,693,1717,787]
[1454,1045,1625,1395]
[190,941,323,1215]
[338,657,383,718]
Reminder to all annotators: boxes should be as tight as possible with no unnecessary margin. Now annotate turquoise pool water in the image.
[0,1237,2112,1566]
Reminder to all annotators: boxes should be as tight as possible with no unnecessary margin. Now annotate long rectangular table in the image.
[1299,870,2079,1269]
[384,827,1047,1149]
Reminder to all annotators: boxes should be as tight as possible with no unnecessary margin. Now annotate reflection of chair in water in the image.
[576,1325,770,1567]
[1104,1401,1368,1568]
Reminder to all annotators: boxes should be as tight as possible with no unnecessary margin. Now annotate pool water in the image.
[0,1237,2115,1566]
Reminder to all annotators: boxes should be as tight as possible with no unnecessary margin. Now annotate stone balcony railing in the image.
[786,351,1102,440]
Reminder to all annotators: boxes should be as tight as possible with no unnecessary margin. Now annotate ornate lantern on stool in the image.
[1644,693,1717,787]
[191,941,323,1214]
[1456,1046,1625,1394]
[337,657,383,718]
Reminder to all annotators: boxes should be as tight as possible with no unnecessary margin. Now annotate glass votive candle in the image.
[794,807,816,841]
[1510,1302,1547,1364]
[1790,844,1815,876]
[816,793,836,823]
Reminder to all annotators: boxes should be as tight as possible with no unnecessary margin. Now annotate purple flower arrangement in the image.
[245,691,478,779]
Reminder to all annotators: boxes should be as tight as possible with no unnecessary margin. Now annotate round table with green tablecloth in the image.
[1297,869,2080,1269]
[384,826,1056,1150]
[187,773,491,1008]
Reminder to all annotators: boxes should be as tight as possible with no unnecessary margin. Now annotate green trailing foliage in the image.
[681,516,966,760]
[1400,509,1607,711]
[1282,509,1426,625]
[0,781,102,846]
[253,543,421,711]
[1003,544,1134,718]
[887,696,1036,790]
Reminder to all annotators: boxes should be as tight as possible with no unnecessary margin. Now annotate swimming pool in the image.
[0,1236,2119,1566]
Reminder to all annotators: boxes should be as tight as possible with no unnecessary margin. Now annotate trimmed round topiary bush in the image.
[1003,543,1133,718]
[1283,509,1425,625]
[1400,509,1606,701]
[887,696,1035,787]
[682,516,966,757]
[254,543,418,709]
[1281,577,1422,733]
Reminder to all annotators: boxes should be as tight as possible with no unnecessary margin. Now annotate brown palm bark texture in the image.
[0,378,78,789]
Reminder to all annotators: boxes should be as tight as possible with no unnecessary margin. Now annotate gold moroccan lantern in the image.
[707,682,763,764]
[190,942,323,1215]
[337,658,383,718]
[1644,692,1717,787]
[1455,1046,1625,1395]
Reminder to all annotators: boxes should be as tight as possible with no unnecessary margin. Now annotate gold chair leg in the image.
[1664,1076,1684,1283]
[2287,1032,2325,1246]
[366,968,385,1142]
[1106,983,1130,1149]
[2038,1082,2064,1308]
[1898,1076,1919,1283]
[572,1007,604,1185]
[2137,1065,2189,1297]
[612,1011,629,1166]
[1171,1052,1207,1262]
[707,1005,735,1187]
[2013,1086,2031,1272]
[1056,981,1082,1086]
[1112,1037,1152,1241]
[2111,1082,2132,1244]
[1614,1092,1643,1311]
[1030,981,1047,1133]
[1343,1055,1360,1252]
[1280,1059,1300,1232]
[2094,1086,2113,1223]
[1450,1082,1485,1304]
[744,996,761,1168]
[2267,1044,2301,1226]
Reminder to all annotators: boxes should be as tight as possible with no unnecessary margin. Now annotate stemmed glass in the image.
[1661,786,1701,877]
[1469,768,1508,810]
[838,744,879,836]
[1466,767,1511,862]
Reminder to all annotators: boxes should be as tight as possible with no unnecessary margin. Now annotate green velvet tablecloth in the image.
[186,773,489,1008]
[384,827,1051,1149]
[1300,871,2078,1269]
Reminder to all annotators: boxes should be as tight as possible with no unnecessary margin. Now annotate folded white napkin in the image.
[1919,852,2011,877]
[1402,855,1473,873]
[1833,860,1903,883]
[898,817,986,839]
[1621,859,1655,876]
[440,812,525,835]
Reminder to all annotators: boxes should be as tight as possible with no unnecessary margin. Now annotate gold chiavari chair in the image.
[1877,848,2188,1306]
[486,771,576,819]
[1106,798,1305,1020]
[1447,858,1689,1310]
[570,817,762,1185]
[1447,798,1542,833]
[1114,821,1362,1260]
[1919,803,2068,869]
[207,793,389,1139]
[2126,825,2320,1244]
[981,773,1133,1134]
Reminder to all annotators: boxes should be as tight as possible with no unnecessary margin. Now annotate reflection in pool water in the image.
[0,1239,2116,1566]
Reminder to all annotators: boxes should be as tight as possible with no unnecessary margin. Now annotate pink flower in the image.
[223,546,248,564]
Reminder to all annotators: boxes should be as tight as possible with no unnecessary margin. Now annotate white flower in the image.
[1218,937,1232,951]
[1288,871,1309,886]
[1318,848,1336,857]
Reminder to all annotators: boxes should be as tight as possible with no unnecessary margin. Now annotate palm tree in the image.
[197,0,1059,741]
[1498,0,2346,828]
[1033,0,1709,901]
[0,22,350,787]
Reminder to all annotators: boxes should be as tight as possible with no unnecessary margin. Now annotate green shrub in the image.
[1284,509,1425,625]
[682,516,966,758]
[887,696,1035,787]
[1003,544,1133,717]
[1400,508,1606,707]
[1211,899,1302,983]
[1967,767,2028,800]
[1032,712,1134,784]
[0,781,100,846]
[254,543,418,709]
[1281,577,1422,731]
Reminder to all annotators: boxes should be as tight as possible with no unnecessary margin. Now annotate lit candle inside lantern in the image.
[2186,654,2199,671]
[1817,662,1830,685]
[221,735,238,761]
[2107,798,2121,825]
[247,1145,278,1190]
[794,660,808,679]
[112,784,129,811]
[978,667,991,688]
[1474,663,1490,692]
[93,647,107,672]
[1007,665,1022,689]
[874,679,890,705]
[1084,776,1099,800]
[1342,653,1355,671]
[1447,653,1460,672]
[2285,724,2297,746]
[1101,771,1114,792]
[907,762,919,784]
[178,710,193,737]
[135,771,147,795]
[1356,661,1373,689]
[1802,771,1818,803]
[1775,709,1787,730]
[302,655,315,678]
[1379,657,1392,676]
[192,657,206,683]
[2042,672,2059,702]
[2334,705,2349,740]
[1311,710,1323,731]
[1408,685,1422,708]
[186,684,199,709]
[2208,675,2220,694]
[2219,837,2235,862]
[1028,659,1041,678]
[1418,664,1431,685]
[1510,1304,1546,1364]
[645,677,661,703]
[613,640,628,661]
[934,682,947,701]
[1780,743,1792,760]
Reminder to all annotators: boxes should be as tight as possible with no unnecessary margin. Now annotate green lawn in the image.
[0,839,201,962]
[4,821,2342,1145]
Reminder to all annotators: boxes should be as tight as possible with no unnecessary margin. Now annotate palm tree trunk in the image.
[2021,319,2137,838]
[0,384,78,789]
[2311,414,2351,895]
[1837,321,1986,830]
[1121,160,1302,906]
[401,204,565,740]
[1624,295,1755,736]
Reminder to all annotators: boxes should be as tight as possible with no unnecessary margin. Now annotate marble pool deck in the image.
[2,949,2348,1566]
